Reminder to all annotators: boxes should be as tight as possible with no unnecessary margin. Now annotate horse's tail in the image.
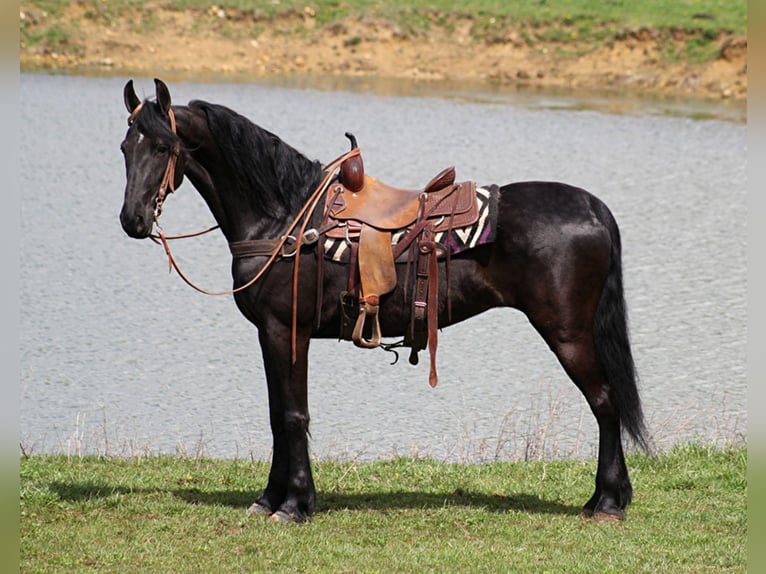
[592,199,650,452]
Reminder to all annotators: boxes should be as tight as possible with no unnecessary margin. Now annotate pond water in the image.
[19,73,746,461]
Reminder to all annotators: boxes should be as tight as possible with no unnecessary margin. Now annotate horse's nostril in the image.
[120,208,150,238]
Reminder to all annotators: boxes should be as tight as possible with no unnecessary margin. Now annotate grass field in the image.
[20,444,746,572]
[132,0,747,33]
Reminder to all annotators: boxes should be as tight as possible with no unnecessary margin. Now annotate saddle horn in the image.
[339,132,364,193]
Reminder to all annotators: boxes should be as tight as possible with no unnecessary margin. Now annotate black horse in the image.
[119,78,647,523]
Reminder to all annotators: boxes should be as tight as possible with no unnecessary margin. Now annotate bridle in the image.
[127,102,181,222]
[126,103,357,360]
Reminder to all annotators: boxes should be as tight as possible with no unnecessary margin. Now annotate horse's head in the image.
[119,79,186,239]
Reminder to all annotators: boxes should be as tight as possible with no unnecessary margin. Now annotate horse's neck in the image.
[182,157,232,236]
[174,105,279,242]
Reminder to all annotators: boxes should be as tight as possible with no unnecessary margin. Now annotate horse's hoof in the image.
[268,510,296,523]
[246,502,272,517]
[580,508,625,522]
[592,510,625,523]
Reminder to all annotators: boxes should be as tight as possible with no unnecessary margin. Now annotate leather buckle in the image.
[281,235,298,257]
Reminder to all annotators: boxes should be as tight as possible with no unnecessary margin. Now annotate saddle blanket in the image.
[323,185,499,263]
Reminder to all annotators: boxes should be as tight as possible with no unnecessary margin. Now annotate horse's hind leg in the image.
[525,272,633,519]
[532,319,633,520]
[558,333,632,518]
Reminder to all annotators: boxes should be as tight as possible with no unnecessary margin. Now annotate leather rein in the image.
[127,104,358,366]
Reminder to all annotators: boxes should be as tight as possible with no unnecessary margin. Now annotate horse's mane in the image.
[188,100,323,219]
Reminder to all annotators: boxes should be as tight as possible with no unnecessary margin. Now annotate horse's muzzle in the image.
[119,207,153,239]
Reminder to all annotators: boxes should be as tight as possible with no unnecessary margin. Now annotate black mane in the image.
[189,100,323,219]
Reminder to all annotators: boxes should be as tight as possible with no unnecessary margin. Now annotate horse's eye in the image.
[155,144,169,155]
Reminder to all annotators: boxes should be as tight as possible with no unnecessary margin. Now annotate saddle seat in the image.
[327,167,457,231]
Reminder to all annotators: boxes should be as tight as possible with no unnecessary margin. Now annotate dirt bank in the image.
[20,2,747,101]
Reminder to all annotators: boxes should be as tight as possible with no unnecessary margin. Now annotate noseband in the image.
[127,102,179,221]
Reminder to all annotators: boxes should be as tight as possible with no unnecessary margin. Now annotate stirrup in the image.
[351,297,382,349]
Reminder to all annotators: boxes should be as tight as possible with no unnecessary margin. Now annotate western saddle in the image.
[322,134,479,387]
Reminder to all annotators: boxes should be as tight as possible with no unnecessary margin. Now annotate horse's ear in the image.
[154,78,172,115]
[124,80,141,113]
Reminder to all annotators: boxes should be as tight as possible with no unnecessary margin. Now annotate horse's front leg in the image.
[248,325,315,523]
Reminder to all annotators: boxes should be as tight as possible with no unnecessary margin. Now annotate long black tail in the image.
[592,200,650,452]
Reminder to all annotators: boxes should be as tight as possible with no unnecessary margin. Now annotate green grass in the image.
[21,0,747,34]
[20,444,746,572]
[166,0,747,34]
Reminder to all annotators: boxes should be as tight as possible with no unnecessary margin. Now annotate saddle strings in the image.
[153,147,359,299]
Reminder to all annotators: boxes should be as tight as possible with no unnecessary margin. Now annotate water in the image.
[19,73,746,461]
